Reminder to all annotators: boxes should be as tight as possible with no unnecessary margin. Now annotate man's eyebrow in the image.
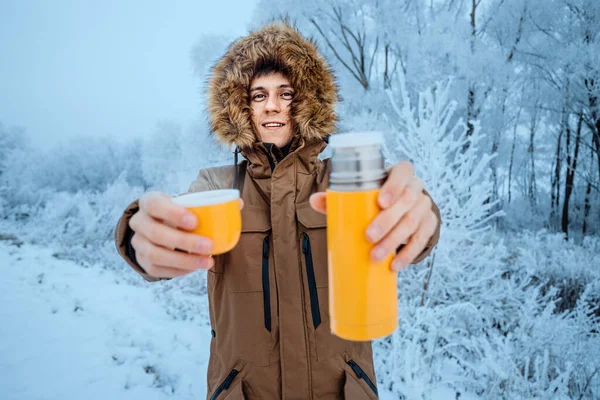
[249,84,294,92]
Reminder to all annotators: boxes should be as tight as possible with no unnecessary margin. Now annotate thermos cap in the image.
[328,132,386,191]
[329,131,384,149]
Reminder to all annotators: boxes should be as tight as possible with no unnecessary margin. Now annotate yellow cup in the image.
[172,189,242,255]
[326,188,398,341]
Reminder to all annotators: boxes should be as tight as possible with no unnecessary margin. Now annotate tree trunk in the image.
[508,107,522,204]
[466,87,476,143]
[464,0,477,152]
[550,126,563,226]
[562,113,583,240]
[595,118,600,179]
[587,79,600,183]
[384,43,390,89]
[508,127,516,204]
[552,81,570,227]
[584,25,600,180]
[487,97,503,214]
[582,125,596,237]
[528,101,539,209]
[582,181,591,236]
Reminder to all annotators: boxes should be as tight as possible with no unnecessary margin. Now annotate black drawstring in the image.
[232,146,240,189]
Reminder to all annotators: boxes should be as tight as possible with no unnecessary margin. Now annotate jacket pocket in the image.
[222,204,271,292]
[210,368,245,400]
[345,360,378,398]
[212,204,274,366]
[296,202,328,287]
[296,201,349,361]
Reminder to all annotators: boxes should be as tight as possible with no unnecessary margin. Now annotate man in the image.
[115,22,441,399]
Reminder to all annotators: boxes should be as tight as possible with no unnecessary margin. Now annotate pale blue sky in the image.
[0,0,257,147]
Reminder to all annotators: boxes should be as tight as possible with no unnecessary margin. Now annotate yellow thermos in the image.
[326,132,398,341]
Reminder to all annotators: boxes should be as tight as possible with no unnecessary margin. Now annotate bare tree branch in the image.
[309,18,366,87]
[310,3,380,90]
[479,0,505,35]
[527,10,562,42]
[368,37,379,82]
[507,2,526,62]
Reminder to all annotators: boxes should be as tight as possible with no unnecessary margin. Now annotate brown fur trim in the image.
[207,22,338,148]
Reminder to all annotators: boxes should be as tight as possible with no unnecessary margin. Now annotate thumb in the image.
[309,192,327,214]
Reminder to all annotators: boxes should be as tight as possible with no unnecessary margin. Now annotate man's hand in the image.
[309,161,438,272]
[129,192,243,278]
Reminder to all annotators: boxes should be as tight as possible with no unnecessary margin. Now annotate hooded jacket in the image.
[115,22,441,400]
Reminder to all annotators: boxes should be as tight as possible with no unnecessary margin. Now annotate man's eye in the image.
[253,94,265,100]
[282,92,294,98]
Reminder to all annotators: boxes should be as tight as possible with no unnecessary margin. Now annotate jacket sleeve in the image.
[114,168,217,282]
[114,199,166,282]
[406,189,441,264]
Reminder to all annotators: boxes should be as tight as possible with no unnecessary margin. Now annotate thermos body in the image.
[326,132,398,341]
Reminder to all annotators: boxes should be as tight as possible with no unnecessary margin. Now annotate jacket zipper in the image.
[347,360,378,396]
[302,232,321,328]
[263,144,277,172]
[209,369,240,400]
[262,235,271,332]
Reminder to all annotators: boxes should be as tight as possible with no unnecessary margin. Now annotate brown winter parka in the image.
[114,22,441,400]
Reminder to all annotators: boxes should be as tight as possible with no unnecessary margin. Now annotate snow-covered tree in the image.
[370,74,600,400]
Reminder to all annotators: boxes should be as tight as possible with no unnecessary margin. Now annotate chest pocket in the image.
[296,202,328,287]
[297,201,352,361]
[211,204,275,366]
[222,204,271,293]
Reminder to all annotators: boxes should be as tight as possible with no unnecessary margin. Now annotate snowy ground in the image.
[3,228,597,399]
[0,241,407,400]
[0,241,212,400]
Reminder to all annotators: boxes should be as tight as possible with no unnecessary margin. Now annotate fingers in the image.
[141,264,197,279]
[129,210,213,255]
[131,232,214,275]
[309,192,327,214]
[367,177,424,243]
[139,192,197,230]
[391,209,438,271]
[370,193,431,263]
[129,190,243,280]
[378,161,414,209]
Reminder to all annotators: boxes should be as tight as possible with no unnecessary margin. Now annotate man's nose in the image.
[265,95,281,113]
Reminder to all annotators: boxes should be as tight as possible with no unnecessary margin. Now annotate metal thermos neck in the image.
[329,145,386,191]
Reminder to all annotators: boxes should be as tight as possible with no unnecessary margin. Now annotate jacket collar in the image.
[241,135,327,179]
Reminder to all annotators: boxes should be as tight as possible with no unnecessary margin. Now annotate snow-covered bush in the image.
[371,77,600,399]
[140,121,229,194]
[0,119,232,278]
[0,135,145,213]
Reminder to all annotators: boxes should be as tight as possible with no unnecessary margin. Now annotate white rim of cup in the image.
[172,189,240,207]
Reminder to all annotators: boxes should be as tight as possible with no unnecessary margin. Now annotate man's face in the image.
[249,72,294,147]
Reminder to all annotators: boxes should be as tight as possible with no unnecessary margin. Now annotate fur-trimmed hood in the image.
[207,22,338,149]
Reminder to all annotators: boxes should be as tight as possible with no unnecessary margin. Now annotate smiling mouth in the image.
[262,122,286,129]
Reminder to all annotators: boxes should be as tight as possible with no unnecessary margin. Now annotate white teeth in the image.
[264,123,284,127]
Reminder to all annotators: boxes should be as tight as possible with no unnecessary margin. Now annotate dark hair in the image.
[253,58,291,79]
